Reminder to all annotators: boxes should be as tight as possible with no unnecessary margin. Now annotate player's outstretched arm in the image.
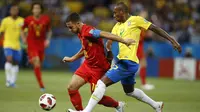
[99,31,135,46]
[106,40,113,51]
[21,30,27,44]
[148,24,182,53]
[44,30,52,48]
[62,48,84,63]
[106,40,114,63]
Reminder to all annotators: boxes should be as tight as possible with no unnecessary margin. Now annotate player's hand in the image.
[171,39,182,53]
[44,40,50,48]
[62,56,74,63]
[124,38,136,47]
[22,37,27,44]
[107,51,113,64]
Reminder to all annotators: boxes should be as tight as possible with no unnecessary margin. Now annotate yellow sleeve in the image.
[0,19,6,33]
[135,16,152,30]
[111,24,117,35]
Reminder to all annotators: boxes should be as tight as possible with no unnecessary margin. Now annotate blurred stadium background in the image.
[0,0,200,112]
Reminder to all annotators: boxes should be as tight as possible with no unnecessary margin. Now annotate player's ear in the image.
[77,21,81,25]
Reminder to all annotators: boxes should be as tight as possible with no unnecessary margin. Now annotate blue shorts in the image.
[4,48,21,62]
[106,60,139,85]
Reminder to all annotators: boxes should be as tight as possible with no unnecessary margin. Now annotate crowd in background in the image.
[1,0,200,44]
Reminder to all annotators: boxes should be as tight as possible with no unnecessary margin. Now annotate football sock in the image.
[34,67,44,88]
[10,65,19,84]
[83,80,106,112]
[5,62,12,85]
[140,67,146,85]
[68,90,83,110]
[98,95,119,108]
[126,88,158,109]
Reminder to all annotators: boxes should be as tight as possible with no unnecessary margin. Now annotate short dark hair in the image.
[31,2,44,12]
[66,12,81,23]
[10,3,18,8]
[116,2,129,13]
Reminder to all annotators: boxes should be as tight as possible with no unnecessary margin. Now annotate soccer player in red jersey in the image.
[21,2,52,91]
[62,13,134,111]
[137,29,155,90]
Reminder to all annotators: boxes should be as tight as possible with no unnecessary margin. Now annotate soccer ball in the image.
[39,93,56,111]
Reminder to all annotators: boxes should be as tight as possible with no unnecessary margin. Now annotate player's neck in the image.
[11,16,18,20]
[78,23,84,33]
[34,14,41,19]
[122,14,130,23]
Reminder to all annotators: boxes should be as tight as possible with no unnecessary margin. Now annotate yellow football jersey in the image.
[0,16,24,50]
[112,16,152,63]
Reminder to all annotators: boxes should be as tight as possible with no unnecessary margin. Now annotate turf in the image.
[0,70,200,112]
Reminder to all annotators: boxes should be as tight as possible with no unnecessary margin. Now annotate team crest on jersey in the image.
[120,29,124,36]
[128,21,131,26]
[30,21,34,25]
[89,29,94,34]
[18,23,24,26]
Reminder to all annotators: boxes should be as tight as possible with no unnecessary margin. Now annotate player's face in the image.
[32,4,42,16]
[66,22,79,34]
[113,6,124,22]
[10,6,19,17]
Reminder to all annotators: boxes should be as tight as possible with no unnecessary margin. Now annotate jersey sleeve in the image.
[135,16,152,30]
[111,24,117,35]
[84,26,101,39]
[0,19,6,33]
[22,17,28,30]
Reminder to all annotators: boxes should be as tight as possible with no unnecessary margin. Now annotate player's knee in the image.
[126,92,133,97]
[6,57,13,63]
[67,83,79,91]
[32,57,40,67]
[96,80,106,88]
[126,88,143,100]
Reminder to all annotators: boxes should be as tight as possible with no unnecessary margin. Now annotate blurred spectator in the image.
[0,0,199,42]
[146,46,155,58]
[177,20,191,44]
[184,47,193,58]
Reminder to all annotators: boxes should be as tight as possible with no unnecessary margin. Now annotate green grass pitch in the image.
[0,70,200,112]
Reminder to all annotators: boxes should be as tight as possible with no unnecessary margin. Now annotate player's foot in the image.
[5,81,10,87]
[155,102,164,112]
[40,88,45,92]
[10,83,17,88]
[115,101,125,112]
[141,84,155,90]
[67,109,80,112]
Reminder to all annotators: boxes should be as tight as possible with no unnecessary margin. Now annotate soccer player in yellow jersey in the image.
[0,4,24,87]
[68,2,182,112]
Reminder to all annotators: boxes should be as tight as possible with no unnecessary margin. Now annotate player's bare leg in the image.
[70,76,119,112]
[139,57,155,90]
[67,74,86,110]
[31,56,45,91]
[5,56,13,87]
[122,84,163,112]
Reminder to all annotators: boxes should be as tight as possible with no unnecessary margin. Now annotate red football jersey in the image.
[78,24,110,71]
[23,15,50,50]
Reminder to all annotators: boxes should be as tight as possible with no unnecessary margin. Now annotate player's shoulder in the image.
[25,16,33,20]
[113,22,121,29]
[129,16,143,21]
[82,24,95,32]
[17,16,24,21]
[1,16,11,22]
